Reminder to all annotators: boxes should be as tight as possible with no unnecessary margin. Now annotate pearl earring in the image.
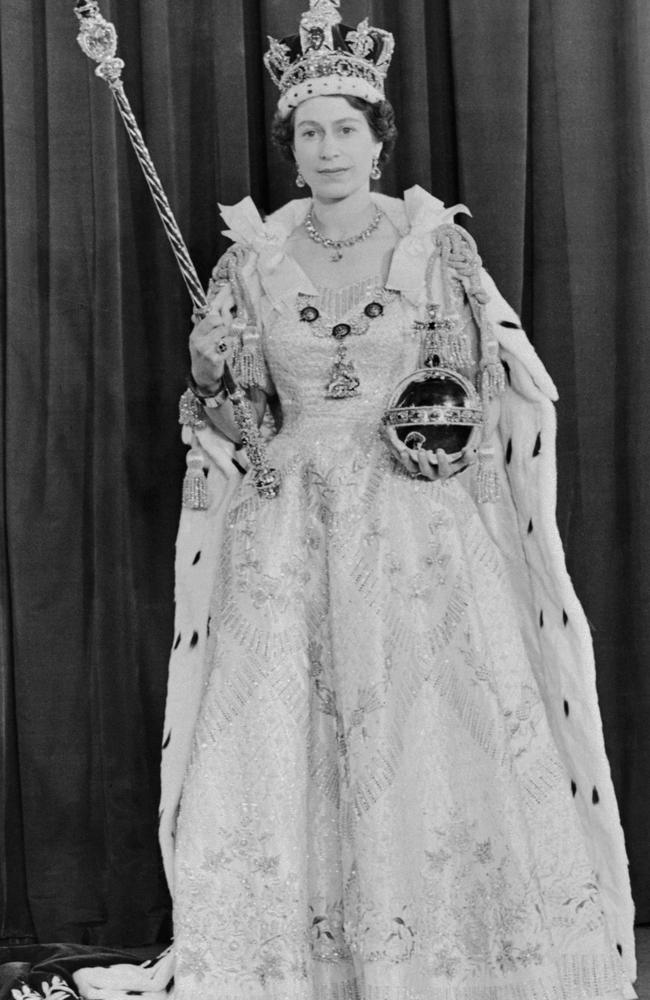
[370,156,382,181]
[295,170,306,188]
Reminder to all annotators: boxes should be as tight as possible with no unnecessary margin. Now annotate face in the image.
[293,96,382,203]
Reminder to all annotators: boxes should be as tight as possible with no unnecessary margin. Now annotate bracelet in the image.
[187,374,229,410]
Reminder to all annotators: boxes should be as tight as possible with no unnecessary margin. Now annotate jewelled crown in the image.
[264,0,395,118]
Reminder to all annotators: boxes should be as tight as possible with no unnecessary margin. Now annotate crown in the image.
[264,1,395,118]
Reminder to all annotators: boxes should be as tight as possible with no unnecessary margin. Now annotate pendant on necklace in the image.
[330,247,344,263]
[325,345,360,398]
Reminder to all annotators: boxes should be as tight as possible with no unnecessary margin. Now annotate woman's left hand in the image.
[384,424,478,480]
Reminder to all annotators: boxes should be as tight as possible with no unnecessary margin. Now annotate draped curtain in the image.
[1,0,649,946]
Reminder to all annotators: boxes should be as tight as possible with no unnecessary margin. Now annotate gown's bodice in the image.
[262,278,419,459]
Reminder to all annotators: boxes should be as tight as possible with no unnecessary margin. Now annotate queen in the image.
[149,2,637,997]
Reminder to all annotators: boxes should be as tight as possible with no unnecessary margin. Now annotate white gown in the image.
[171,269,630,999]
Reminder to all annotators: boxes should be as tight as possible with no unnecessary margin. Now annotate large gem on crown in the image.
[383,367,483,463]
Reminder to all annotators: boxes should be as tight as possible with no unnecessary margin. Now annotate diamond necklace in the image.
[304,204,384,262]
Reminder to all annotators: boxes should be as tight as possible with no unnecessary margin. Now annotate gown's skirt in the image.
[172,428,627,1000]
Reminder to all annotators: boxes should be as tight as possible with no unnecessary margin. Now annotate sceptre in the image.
[73,0,279,503]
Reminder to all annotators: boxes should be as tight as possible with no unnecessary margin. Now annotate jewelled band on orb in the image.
[384,405,484,428]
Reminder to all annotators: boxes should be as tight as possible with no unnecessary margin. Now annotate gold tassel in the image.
[182,448,208,510]
[479,336,507,400]
[477,446,500,503]
[178,388,206,429]
[481,360,506,400]
[231,322,272,393]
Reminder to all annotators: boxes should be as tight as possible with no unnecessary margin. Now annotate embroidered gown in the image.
[171,259,631,999]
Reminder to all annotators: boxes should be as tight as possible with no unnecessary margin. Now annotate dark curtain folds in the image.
[1,0,649,946]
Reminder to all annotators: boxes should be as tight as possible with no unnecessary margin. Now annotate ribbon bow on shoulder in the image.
[388,185,471,305]
[219,196,313,307]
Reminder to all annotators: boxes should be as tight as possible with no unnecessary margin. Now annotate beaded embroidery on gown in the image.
[172,278,628,1000]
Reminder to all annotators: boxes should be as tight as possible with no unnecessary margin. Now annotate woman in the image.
[157,3,637,998]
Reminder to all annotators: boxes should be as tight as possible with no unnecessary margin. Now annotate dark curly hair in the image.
[271,96,398,169]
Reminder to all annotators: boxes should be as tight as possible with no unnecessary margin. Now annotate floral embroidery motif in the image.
[310,900,350,963]
[418,810,606,977]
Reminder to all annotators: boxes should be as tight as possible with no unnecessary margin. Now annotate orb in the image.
[383,367,483,463]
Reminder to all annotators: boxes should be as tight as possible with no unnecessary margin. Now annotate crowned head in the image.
[264,0,395,119]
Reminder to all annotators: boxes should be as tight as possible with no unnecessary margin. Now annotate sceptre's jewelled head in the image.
[74,0,125,83]
[264,1,395,118]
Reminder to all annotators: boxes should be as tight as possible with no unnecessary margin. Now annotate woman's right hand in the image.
[189,285,237,393]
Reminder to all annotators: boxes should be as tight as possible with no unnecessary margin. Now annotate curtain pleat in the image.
[449,0,531,309]
[0,0,32,946]
[1,0,649,946]
[613,0,650,913]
